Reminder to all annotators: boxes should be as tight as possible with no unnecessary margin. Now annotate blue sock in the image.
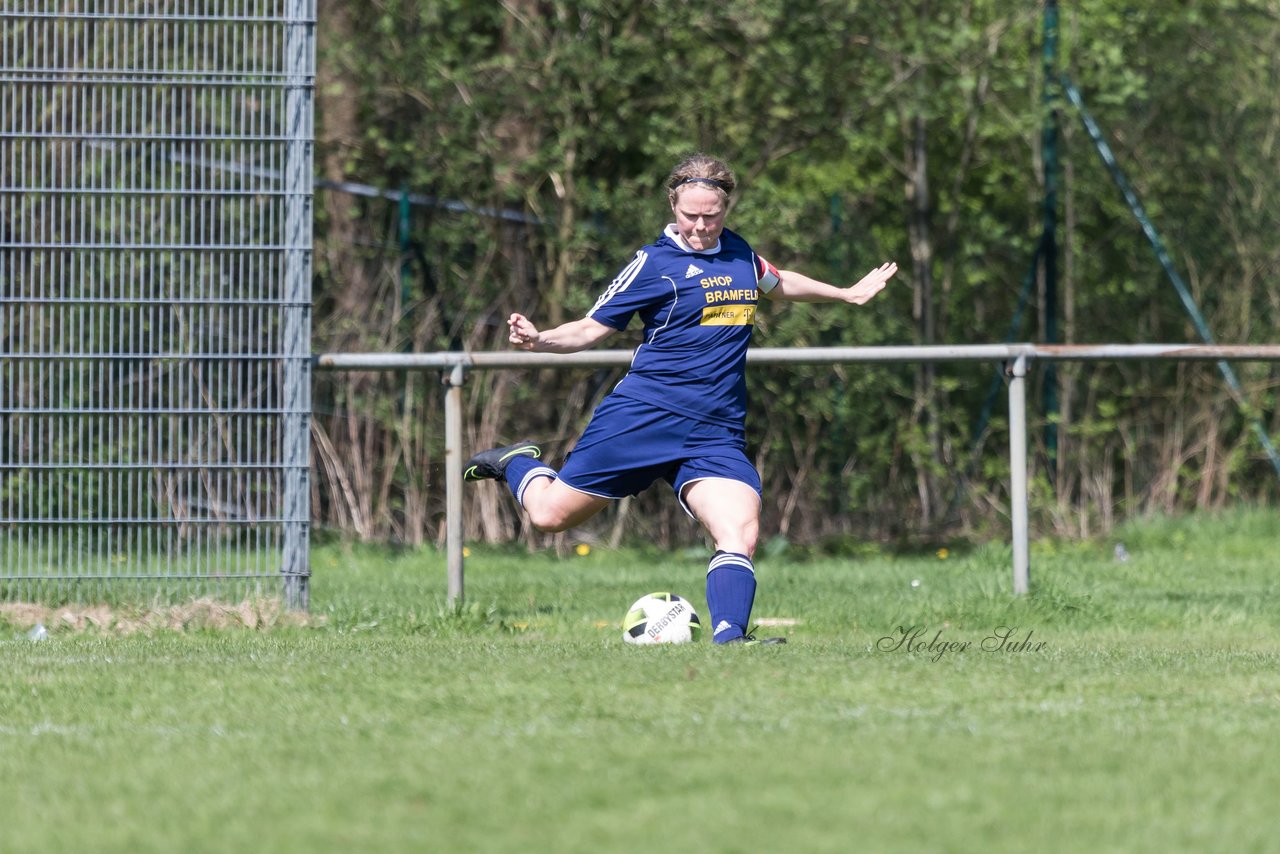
[706,551,756,643]
[503,456,557,508]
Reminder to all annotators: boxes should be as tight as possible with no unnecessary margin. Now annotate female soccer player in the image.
[464,154,897,644]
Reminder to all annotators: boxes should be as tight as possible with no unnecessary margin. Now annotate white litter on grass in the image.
[754,617,800,627]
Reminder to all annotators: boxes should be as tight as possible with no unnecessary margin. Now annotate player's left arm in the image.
[763,262,898,305]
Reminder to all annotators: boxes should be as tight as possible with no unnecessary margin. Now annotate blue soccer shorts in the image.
[556,394,762,517]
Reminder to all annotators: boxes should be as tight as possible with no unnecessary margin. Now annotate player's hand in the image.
[508,313,541,351]
[847,262,897,305]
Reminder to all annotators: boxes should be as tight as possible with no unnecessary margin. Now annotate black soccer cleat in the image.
[723,632,787,646]
[462,440,543,482]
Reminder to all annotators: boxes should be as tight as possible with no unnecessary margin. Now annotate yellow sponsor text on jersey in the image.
[704,288,758,303]
[701,304,757,326]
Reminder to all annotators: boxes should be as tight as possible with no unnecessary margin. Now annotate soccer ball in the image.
[622,592,701,645]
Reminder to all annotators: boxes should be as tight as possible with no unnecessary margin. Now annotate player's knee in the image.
[715,522,758,558]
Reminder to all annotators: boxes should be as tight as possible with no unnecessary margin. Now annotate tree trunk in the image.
[905,110,939,527]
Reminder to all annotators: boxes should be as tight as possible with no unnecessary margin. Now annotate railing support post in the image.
[444,363,466,606]
[1008,354,1031,594]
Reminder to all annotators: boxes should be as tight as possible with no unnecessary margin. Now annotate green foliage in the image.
[310,1,1280,546]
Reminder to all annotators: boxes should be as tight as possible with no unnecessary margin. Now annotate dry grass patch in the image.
[1,598,321,636]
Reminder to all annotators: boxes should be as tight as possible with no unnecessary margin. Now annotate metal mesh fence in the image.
[1,1,314,605]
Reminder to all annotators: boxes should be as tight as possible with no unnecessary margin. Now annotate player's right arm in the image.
[512,247,653,353]
[508,313,616,353]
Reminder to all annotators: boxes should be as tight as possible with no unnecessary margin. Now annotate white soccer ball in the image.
[622,592,702,645]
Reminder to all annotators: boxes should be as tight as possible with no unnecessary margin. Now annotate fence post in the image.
[444,364,466,605]
[1008,354,1031,594]
[282,0,316,611]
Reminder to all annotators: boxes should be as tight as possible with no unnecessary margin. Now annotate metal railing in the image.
[316,343,1280,601]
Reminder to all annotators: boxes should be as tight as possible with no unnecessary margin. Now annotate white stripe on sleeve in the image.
[588,249,648,317]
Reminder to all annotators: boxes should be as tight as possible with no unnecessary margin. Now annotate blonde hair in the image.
[665,154,736,207]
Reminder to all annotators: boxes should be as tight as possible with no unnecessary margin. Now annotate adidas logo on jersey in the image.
[685,263,704,279]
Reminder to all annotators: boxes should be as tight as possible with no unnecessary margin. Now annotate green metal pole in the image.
[398,184,412,326]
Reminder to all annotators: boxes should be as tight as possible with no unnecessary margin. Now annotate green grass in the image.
[3,508,1279,853]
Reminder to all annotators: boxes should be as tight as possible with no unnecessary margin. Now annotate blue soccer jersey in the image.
[587,224,780,428]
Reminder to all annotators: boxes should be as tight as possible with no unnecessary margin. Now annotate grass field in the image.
[2,508,1279,853]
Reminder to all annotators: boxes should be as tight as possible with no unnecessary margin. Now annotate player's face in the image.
[671,186,726,251]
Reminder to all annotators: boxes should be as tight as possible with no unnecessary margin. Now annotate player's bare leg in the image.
[519,478,610,532]
[682,477,760,557]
